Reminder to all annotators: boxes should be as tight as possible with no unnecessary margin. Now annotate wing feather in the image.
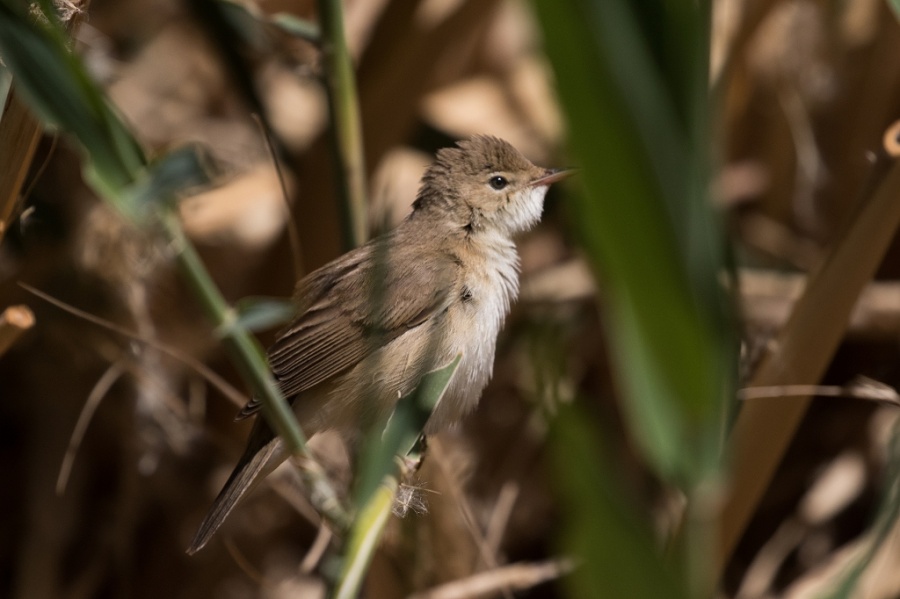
[237,236,458,419]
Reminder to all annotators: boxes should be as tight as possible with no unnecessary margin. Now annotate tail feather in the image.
[187,424,284,555]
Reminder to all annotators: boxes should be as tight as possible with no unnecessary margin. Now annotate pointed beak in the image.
[530,168,575,188]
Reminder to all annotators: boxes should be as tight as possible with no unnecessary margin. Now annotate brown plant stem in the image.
[0,90,43,243]
[716,125,900,577]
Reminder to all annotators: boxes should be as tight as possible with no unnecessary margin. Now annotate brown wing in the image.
[237,238,458,419]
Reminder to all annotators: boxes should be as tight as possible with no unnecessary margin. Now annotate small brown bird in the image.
[188,136,571,553]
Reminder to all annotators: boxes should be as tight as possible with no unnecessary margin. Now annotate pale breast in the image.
[318,232,521,435]
[427,232,520,429]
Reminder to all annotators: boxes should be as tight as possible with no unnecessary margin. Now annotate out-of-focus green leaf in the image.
[216,0,319,45]
[270,13,320,42]
[534,0,729,485]
[218,296,296,335]
[825,422,900,598]
[354,353,462,508]
[216,0,271,48]
[888,0,900,22]
[553,403,689,599]
[122,145,214,219]
[332,354,462,599]
[0,0,145,198]
[536,0,732,594]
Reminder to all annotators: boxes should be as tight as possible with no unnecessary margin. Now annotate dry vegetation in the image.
[4,0,900,598]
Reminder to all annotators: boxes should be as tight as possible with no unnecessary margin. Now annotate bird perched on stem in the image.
[188,136,571,554]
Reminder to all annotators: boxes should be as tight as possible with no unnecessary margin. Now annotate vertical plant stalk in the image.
[317,0,368,249]
[717,131,900,577]
[679,3,730,597]
[0,89,43,242]
[161,211,349,528]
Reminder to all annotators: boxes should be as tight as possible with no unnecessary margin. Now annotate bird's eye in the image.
[489,175,508,190]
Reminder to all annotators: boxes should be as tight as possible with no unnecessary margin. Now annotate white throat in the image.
[505,185,549,235]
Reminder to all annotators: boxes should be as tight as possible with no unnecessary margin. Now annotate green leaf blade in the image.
[332,354,462,599]
[535,0,730,484]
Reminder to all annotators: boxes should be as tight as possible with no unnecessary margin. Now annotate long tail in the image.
[187,421,284,555]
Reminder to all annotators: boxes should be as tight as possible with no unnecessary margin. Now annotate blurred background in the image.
[4,0,900,597]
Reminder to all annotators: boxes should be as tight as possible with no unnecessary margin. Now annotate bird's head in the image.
[413,136,572,236]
